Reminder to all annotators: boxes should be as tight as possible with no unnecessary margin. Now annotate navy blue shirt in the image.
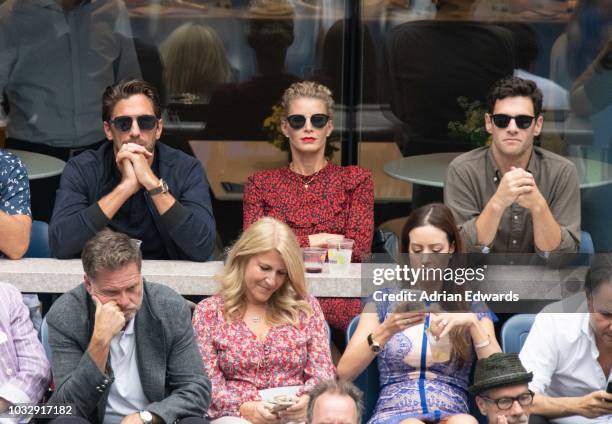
[49,142,215,261]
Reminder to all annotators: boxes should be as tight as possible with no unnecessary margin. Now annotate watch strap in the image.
[148,178,168,196]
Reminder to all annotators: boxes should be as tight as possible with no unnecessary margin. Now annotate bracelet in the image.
[474,336,491,349]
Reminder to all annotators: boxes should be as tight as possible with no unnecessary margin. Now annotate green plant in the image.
[263,104,339,159]
[448,97,491,148]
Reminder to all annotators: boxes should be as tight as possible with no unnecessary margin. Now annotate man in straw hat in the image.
[470,352,534,424]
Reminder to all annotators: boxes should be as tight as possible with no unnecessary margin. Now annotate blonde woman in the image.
[160,23,233,102]
[192,217,335,423]
[243,81,374,334]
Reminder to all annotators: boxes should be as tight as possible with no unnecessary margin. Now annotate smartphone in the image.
[606,381,612,402]
[221,181,244,193]
[270,401,295,413]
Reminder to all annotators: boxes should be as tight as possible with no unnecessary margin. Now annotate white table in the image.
[189,140,412,202]
[0,259,587,308]
[7,149,66,180]
[384,152,612,207]
[0,259,362,297]
[384,152,612,189]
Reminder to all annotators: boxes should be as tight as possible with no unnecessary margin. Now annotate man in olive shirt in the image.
[444,77,580,254]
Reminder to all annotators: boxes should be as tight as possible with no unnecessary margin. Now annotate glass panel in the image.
[361,0,611,250]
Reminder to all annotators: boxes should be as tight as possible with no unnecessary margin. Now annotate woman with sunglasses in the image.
[243,81,374,334]
[337,203,500,424]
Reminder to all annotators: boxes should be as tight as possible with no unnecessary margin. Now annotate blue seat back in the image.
[24,220,51,258]
[346,316,380,422]
[324,320,332,345]
[579,231,594,255]
[39,316,53,362]
[501,314,536,353]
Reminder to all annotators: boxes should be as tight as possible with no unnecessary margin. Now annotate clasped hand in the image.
[115,143,157,194]
[495,167,544,211]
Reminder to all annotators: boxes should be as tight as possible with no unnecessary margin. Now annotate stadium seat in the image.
[39,316,52,361]
[579,230,594,255]
[24,220,51,258]
[501,314,536,353]
[346,315,379,422]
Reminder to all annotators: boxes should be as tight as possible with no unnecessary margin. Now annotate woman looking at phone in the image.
[337,203,501,424]
[243,81,374,334]
[192,217,335,423]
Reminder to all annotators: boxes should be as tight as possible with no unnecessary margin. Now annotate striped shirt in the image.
[0,283,51,413]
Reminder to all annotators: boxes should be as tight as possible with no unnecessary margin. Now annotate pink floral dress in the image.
[192,294,336,419]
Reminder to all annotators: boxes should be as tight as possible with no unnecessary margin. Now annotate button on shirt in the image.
[520,311,612,424]
[0,283,51,417]
[0,0,141,147]
[444,146,581,254]
[104,318,149,424]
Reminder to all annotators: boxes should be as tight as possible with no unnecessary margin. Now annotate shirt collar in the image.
[123,317,135,335]
[486,146,541,184]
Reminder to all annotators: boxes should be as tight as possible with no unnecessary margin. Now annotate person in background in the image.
[307,379,363,424]
[243,81,374,335]
[444,76,580,254]
[519,253,612,424]
[0,0,142,221]
[160,23,234,105]
[192,217,335,423]
[0,282,51,423]
[204,17,301,141]
[49,79,216,261]
[470,352,534,424]
[0,149,30,259]
[46,229,211,423]
[337,203,500,424]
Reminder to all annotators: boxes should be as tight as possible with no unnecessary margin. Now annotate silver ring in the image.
[441,319,449,326]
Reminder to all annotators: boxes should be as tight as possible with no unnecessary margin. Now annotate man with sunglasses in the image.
[49,79,216,261]
[444,76,580,255]
[470,352,534,424]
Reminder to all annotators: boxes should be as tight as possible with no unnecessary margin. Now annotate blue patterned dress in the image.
[368,297,495,424]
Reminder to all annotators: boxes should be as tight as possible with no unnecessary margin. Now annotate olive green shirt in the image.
[444,146,580,254]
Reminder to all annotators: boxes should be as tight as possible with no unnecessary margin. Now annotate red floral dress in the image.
[192,294,336,419]
[243,163,374,331]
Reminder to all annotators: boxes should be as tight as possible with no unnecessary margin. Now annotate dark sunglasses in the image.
[108,115,158,132]
[491,114,535,130]
[286,114,329,130]
[479,390,534,410]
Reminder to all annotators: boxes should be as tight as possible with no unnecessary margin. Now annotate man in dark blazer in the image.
[46,229,210,424]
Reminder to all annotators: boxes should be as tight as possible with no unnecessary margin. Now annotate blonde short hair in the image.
[217,217,311,325]
[280,81,334,119]
[160,23,233,100]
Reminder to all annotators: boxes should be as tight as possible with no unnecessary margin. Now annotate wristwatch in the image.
[148,178,168,196]
[139,410,153,424]
[367,333,382,353]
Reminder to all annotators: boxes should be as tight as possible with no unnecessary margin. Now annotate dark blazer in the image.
[47,281,211,424]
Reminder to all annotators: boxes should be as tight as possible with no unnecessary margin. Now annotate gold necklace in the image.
[291,162,326,189]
